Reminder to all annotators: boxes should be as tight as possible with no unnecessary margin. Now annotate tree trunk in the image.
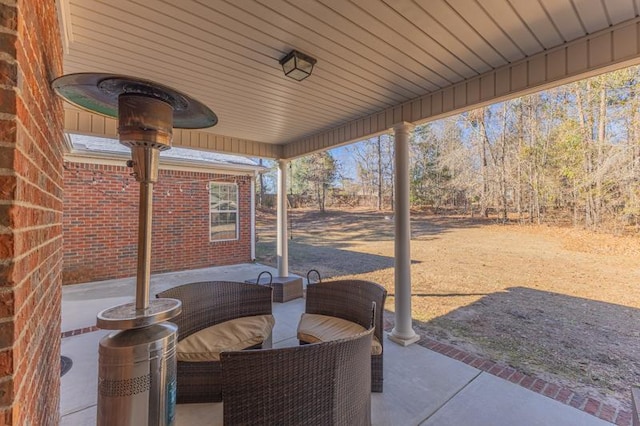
[575,86,595,229]
[516,109,523,223]
[316,181,324,213]
[499,104,509,223]
[477,109,493,218]
[377,136,382,211]
[388,135,394,211]
[595,83,606,226]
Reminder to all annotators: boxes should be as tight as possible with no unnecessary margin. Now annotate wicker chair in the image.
[221,328,374,426]
[156,281,273,403]
[300,279,387,392]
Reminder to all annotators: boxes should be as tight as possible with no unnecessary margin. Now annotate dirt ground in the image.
[255,208,640,412]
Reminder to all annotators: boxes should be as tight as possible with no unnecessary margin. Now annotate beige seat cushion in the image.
[297,313,382,355]
[177,314,275,362]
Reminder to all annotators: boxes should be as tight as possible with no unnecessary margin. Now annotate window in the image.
[209,182,238,241]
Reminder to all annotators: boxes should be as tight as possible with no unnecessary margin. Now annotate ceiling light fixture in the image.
[279,50,317,81]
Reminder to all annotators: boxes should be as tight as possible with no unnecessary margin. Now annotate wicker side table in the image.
[245,276,303,302]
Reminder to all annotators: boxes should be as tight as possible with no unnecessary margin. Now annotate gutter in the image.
[250,173,256,261]
[64,149,267,175]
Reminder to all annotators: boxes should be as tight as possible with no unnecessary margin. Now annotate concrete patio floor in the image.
[60,264,612,425]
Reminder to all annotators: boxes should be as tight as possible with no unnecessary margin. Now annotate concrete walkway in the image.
[60,264,612,425]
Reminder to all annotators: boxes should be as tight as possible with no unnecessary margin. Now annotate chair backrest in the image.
[156,281,273,340]
[221,328,373,426]
[305,279,387,347]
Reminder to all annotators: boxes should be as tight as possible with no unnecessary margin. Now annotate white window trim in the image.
[209,182,239,242]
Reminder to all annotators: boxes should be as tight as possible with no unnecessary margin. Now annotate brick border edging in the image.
[419,336,632,426]
[61,326,99,339]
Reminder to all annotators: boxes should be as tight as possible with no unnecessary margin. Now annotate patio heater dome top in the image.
[51,72,218,129]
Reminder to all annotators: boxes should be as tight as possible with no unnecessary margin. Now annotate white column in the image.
[389,122,419,346]
[276,159,289,277]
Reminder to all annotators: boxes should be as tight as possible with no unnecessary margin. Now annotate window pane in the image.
[210,212,237,240]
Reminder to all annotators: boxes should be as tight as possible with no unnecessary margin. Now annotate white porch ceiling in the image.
[59,0,640,158]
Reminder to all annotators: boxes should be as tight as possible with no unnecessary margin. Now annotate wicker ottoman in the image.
[245,276,303,302]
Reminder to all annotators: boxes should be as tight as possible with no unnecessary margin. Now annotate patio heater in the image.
[52,73,217,425]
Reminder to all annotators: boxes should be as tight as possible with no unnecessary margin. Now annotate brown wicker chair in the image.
[300,279,387,392]
[221,328,374,426]
[156,281,273,403]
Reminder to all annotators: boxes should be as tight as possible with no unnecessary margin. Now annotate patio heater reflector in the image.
[52,73,217,426]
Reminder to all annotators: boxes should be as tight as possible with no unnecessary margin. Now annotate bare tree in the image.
[348,135,394,209]
[338,65,640,232]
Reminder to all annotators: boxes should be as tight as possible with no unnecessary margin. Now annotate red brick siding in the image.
[63,162,253,284]
[0,0,64,424]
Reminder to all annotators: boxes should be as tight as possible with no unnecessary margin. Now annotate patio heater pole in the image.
[120,94,169,313]
[136,174,154,311]
[52,73,217,426]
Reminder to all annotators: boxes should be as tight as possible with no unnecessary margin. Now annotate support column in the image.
[389,122,420,346]
[277,159,289,276]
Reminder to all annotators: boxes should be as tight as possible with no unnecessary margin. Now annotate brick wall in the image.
[63,162,253,284]
[0,0,64,424]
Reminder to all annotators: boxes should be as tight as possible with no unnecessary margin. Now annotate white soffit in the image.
[59,0,640,158]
